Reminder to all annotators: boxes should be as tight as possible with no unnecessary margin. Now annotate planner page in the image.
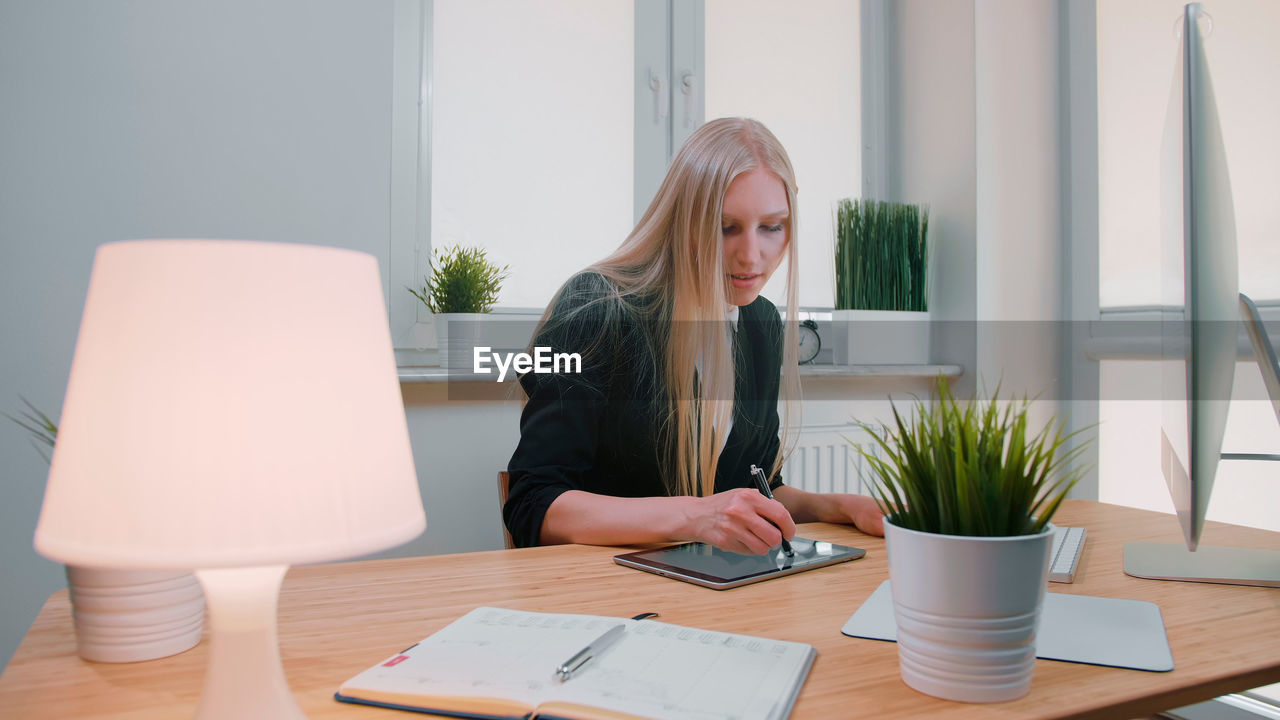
[339,607,816,720]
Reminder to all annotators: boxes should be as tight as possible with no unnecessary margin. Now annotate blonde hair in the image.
[539,117,801,497]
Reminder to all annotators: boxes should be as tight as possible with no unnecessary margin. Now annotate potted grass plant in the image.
[6,398,205,663]
[832,198,930,364]
[7,397,56,465]
[408,245,511,370]
[855,377,1091,702]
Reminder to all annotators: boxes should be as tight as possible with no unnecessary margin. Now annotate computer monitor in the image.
[1122,2,1280,587]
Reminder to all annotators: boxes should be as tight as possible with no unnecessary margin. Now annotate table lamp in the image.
[34,240,426,720]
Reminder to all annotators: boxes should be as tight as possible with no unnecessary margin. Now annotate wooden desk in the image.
[1,500,1278,719]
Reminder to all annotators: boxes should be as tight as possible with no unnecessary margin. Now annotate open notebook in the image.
[336,607,816,720]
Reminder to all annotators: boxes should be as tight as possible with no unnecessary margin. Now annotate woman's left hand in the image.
[772,487,886,537]
[827,493,885,537]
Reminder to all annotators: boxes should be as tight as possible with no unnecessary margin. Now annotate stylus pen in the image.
[751,464,794,557]
[554,624,626,682]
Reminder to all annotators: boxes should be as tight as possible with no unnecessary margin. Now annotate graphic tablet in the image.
[614,537,866,589]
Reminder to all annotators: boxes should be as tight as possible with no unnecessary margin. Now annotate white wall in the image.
[975,1,1063,324]
[884,0,1069,402]
[974,0,1065,434]
[882,0,1072,469]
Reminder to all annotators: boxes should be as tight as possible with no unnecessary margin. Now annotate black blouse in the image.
[503,273,786,548]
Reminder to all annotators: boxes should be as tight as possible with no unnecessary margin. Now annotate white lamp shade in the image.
[36,240,425,568]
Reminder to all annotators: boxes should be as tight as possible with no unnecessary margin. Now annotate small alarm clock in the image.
[798,319,821,364]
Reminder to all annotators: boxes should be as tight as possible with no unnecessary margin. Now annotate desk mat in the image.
[842,580,1174,672]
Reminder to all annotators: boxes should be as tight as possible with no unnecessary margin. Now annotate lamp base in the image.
[194,565,306,720]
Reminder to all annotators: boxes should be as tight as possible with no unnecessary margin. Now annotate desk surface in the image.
[1,500,1278,720]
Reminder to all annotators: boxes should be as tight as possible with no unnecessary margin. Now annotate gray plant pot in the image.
[884,519,1053,702]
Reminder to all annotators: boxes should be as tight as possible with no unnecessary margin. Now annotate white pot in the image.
[435,313,492,370]
[832,309,931,365]
[65,566,205,663]
[434,313,533,371]
[884,520,1053,703]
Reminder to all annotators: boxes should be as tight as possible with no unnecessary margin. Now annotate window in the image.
[390,0,864,359]
[429,0,635,311]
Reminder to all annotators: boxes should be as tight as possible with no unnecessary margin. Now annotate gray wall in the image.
[0,0,518,670]
[884,0,979,389]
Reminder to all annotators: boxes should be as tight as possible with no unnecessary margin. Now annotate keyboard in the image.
[1049,526,1087,583]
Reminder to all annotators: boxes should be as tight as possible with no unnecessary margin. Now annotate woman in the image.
[504,118,884,552]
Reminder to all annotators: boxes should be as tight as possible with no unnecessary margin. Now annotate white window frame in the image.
[389,0,432,358]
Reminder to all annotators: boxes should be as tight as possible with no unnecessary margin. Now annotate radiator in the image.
[782,425,879,495]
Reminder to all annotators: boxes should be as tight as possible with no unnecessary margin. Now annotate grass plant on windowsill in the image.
[408,245,510,314]
[856,377,1092,536]
[834,199,929,312]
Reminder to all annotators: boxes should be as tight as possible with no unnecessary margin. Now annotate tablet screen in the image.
[614,537,866,589]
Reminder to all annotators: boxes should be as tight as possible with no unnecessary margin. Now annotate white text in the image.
[473,346,583,382]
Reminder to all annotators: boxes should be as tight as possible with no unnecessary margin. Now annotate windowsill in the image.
[397,363,964,384]
[1085,307,1279,361]
[394,305,966,383]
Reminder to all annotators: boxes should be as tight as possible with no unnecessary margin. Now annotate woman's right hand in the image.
[688,488,796,555]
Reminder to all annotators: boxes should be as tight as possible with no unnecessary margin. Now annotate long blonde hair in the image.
[541,117,801,497]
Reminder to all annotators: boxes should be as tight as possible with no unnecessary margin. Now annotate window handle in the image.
[649,69,668,123]
[681,72,698,127]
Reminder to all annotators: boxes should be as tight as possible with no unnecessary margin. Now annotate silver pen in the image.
[554,624,626,682]
[554,613,658,682]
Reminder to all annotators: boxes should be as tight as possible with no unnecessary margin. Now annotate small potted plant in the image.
[6,398,205,663]
[832,198,930,364]
[855,377,1091,702]
[408,245,511,370]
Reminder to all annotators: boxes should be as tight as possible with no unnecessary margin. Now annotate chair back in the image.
[497,471,514,549]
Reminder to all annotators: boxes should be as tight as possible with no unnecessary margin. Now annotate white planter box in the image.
[884,520,1053,702]
[832,309,931,365]
[434,313,533,371]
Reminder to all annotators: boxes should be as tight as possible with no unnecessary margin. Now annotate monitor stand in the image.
[1240,294,1280,428]
[1124,294,1280,588]
[1124,542,1280,587]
